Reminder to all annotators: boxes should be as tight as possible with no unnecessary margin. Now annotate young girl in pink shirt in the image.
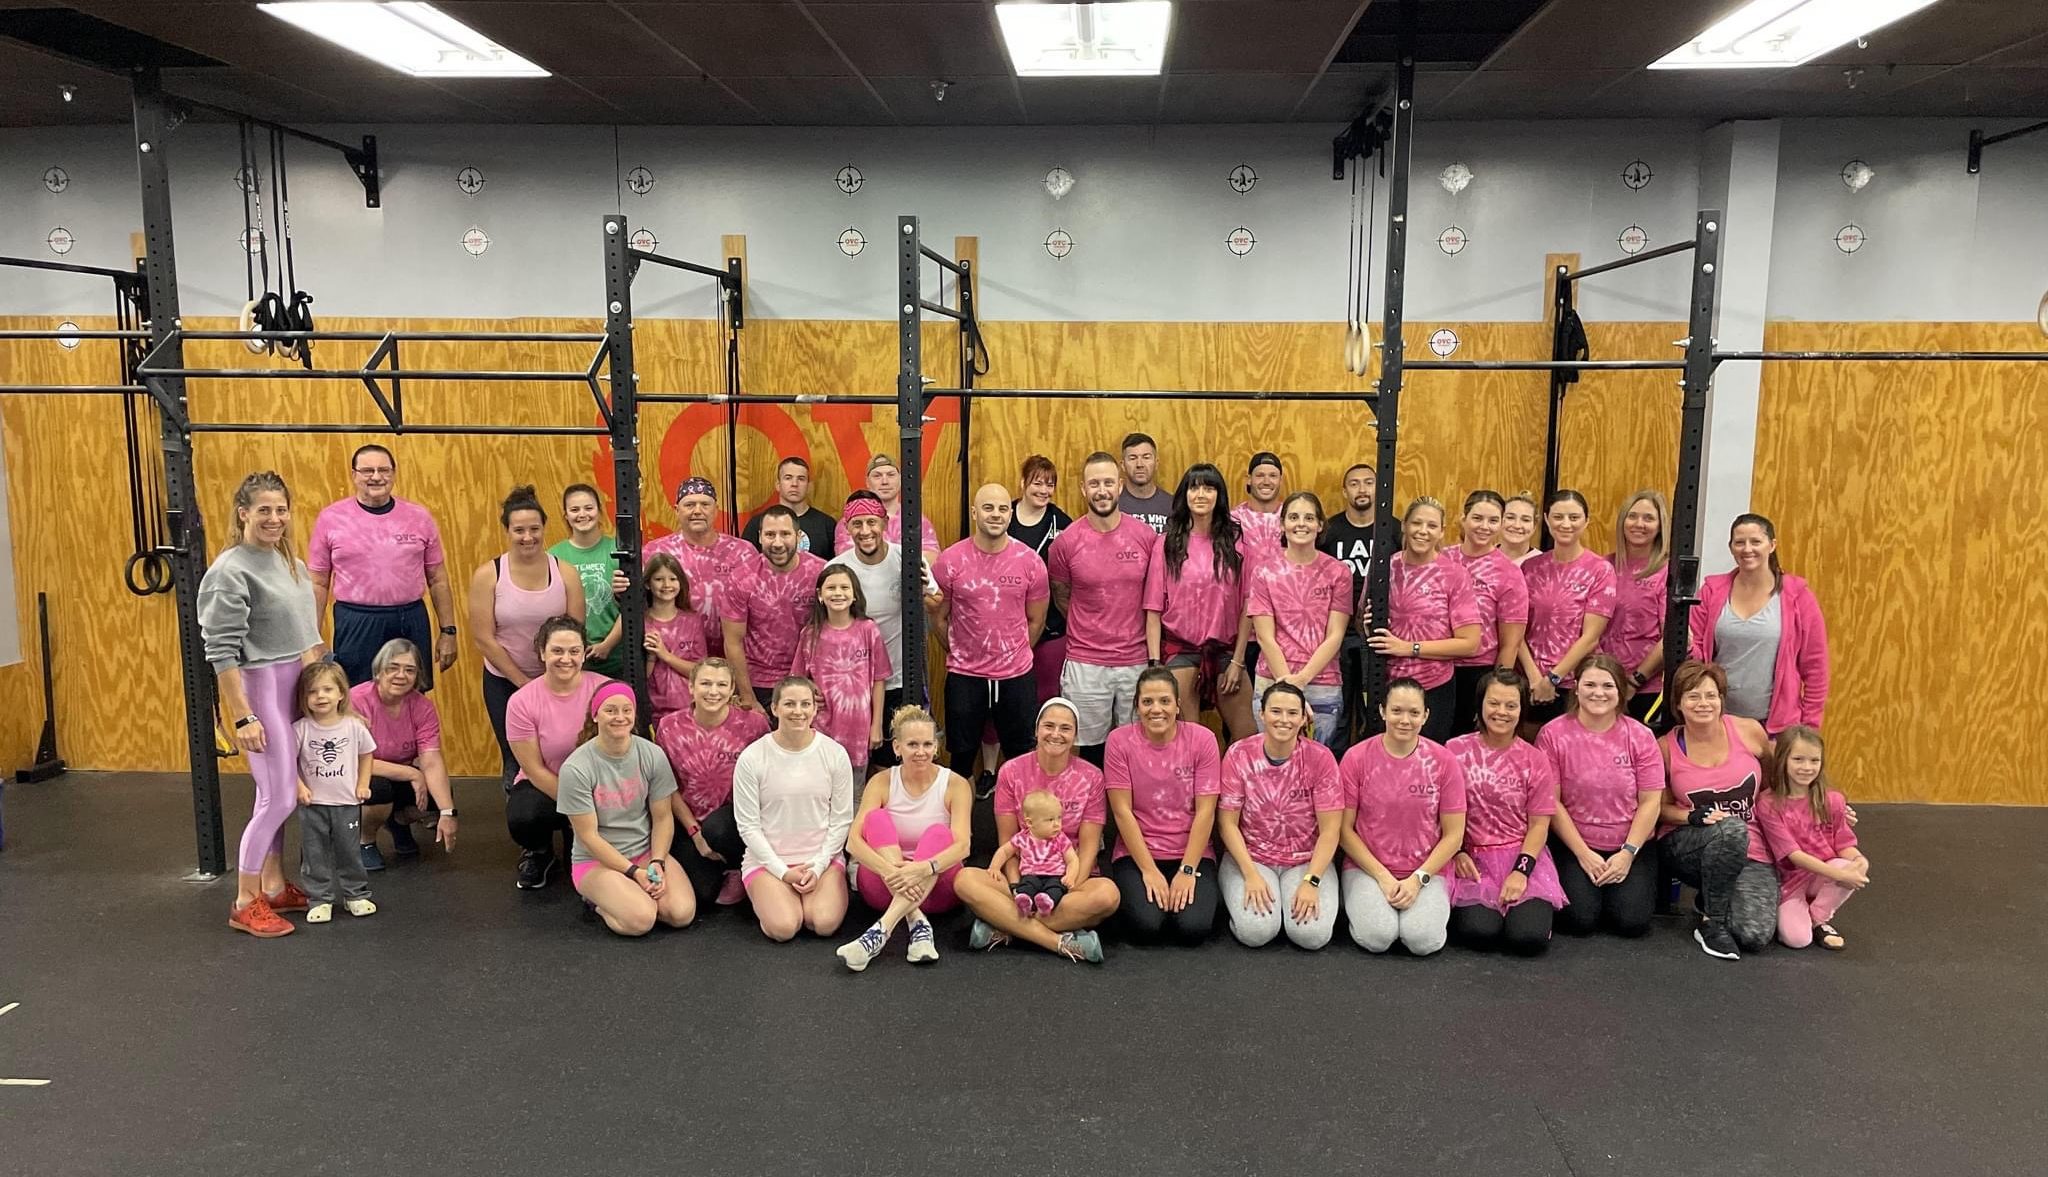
[1757,725,1868,950]
[790,566,891,778]
[641,553,703,721]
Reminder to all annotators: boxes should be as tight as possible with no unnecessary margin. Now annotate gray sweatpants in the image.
[1342,870,1451,955]
[1220,858,1339,949]
[300,804,371,904]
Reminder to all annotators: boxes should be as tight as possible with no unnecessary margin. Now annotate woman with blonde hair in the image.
[1601,489,1671,724]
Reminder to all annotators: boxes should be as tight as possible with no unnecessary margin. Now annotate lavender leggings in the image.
[237,659,302,875]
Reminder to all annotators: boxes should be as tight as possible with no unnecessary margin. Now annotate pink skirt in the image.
[1448,843,1568,913]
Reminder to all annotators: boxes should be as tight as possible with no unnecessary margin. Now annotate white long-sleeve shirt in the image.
[732,732,855,878]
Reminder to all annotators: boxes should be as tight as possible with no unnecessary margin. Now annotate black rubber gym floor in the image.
[1,772,2041,1177]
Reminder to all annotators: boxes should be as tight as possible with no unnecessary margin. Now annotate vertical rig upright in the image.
[600,216,650,721]
[955,256,976,542]
[1663,210,1724,682]
[1364,0,1417,710]
[134,66,226,880]
[896,217,930,707]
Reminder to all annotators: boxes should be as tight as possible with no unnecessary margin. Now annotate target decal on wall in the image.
[1044,228,1074,259]
[234,165,259,193]
[838,228,867,256]
[461,226,491,256]
[1621,159,1653,191]
[42,167,69,194]
[1436,225,1468,255]
[1225,227,1257,257]
[239,227,265,255]
[1840,159,1874,192]
[55,321,81,350]
[456,166,487,195]
[1617,224,1650,255]
[1834,223,1867,254]
[625,166,656,196]
[835,165,865,195]
[629,228,659,253]
[46,227,74,255]
[1044,167,1074,200]
[1428,328,1460,357]
[1228,164,1258,194]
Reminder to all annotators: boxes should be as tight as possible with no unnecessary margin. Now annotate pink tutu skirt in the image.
[1448,843,1568,913]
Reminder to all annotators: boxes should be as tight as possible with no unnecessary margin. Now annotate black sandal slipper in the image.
[1815,922,1845,951]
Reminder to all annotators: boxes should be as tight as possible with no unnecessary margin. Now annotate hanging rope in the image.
[237,121,274,355]
[117,272,171,595]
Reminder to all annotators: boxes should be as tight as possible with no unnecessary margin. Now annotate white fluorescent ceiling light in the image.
[257,2,548,77]
[996,2,1173,77]
[1648,0,1941,69]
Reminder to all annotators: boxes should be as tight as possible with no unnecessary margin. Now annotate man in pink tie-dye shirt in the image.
[307,444,457,693]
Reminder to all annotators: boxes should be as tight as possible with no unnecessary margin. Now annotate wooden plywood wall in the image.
[2,315,1688,777]
[1752,323,2048,805]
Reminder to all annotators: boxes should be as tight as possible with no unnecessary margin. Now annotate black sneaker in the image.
[1694,920,1741,960]
[515,849,554,890]
[387,821,420,858]
[975,771,998,800]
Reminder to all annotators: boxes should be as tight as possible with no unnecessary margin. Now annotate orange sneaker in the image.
[265,882,310,913]
[228,897,294,938]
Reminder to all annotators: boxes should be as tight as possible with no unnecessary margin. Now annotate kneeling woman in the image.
[837,706,974,971]
[1106,667,1223,946]
[1659,659,1777,960]
[1338,678,1468,955]
[558,683,696,937]
[1216,682,1345,950]
[1445,670,1566,955]
[1538,654,1663,938]
[732,677,855,941]
[954,699,1121,963]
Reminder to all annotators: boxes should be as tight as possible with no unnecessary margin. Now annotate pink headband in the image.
[590,681,636,719]
[842,497,887,522]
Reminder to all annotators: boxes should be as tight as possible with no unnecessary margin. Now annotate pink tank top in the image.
[1661,714,1769,863]
[487,555,565,680]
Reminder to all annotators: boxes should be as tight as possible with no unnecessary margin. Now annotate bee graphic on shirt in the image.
[315,738,342,766]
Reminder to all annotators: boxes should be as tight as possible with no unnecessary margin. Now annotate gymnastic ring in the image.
[1344,321,1366,376]
[239,298,269,355]
[125,550,173,596]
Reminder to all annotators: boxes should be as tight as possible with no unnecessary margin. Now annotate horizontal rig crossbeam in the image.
[1713,350,2048,363]
[188,423,608,436]
[631,250,740,288]
[919,245,966,276]
[1564,239,1699,282]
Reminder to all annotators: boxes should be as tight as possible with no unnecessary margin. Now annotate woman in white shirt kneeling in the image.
[733,676,856,941]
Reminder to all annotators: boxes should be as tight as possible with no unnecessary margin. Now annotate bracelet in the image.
[621,862,640,877]
[685,823,701,838]
[929,860,939,877]
[1512,853,1537,877]
[1687,807,1709,826]
[440,808,459,819]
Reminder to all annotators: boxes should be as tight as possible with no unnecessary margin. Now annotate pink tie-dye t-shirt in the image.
[644,609,708,717]
[1011,828,1076,876]
[1445,734,1557,849]
[1103,721,1222,861]
[994,754,1108,845]
[1600,555,1669,692]
[1219,734,1343,868]
[1232,503,1285,558]
[306,496,446,606]
[789,618,892,768]
[1143,530,1244,649]
[1246,553,1353,686]
[1339,736,1468,875]
[720,551,825,683]
[1443,546,1530,668]
[1520,550,1618,687]
[1382,555,1482,688]
[931,537,1050,679]
[1046,515,1159,666]
[644,531,766,658]
[348,681,440,765]
[653,704,771,818]
[1536,712,1662,850]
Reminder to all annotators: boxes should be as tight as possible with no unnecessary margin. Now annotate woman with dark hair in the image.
[1246,491,1353,746]
[504,615,610,891]
[1216,681,1345,950]
[1444,489,1529,737]
[1010,454,1073,707]
[1105,667,1222,946]
[1144,462,1254,741]
[1602,490,1671,724]
[1338,677,1467,956]
[1539,653,1663,939]
[558,683,696,937]
[1659,659,1777,960]
[1517,489,1614,728]
[202,471,324,937]
[351,638,457,867]
[1361,496,1480,745]
[468,485,587,784]
[1445,669,1565,955]
[1687,513,1829,733]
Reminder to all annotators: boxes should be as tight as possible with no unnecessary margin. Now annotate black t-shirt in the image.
[743,504,837,560]
[1116,487,1170,535]
[1319,513,1375,605]
[1009,502,1073,640]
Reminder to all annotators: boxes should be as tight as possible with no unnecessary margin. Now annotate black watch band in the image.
[233,713,259,730]
[1179,863,1197,878]
[440,625,458,636]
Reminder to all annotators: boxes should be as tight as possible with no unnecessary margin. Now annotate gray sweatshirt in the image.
[197,543,321,671]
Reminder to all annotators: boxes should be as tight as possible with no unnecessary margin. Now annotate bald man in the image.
[929,484,1050,773]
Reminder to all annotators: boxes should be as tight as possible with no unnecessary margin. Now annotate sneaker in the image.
[715,871,746,906]
[835,923,890,972]
[1053,933,1085,962]
[1033,892,1056,917]
[387,822,420,859]
[906,920,939,964]
[969,917,1000,951]
[305,903,334,924]
[974,771,998,800]
[228,897,294,938]
[515,849,553,890]
[345,898,377,917]
[359,842,387,873]
[1066,928,1105,963]
[1695,921,1741,960]
[265,882,310,913]
[1013,892,1035,918]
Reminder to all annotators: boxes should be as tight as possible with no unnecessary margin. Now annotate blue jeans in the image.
[1253,677,1345,747]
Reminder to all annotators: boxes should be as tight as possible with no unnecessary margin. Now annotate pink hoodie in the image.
[1686,571,1829,733]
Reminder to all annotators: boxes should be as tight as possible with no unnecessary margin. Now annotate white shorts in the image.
[1059,660,1145,745]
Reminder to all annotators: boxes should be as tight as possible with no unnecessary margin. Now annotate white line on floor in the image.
[1,1079,52,1086]
[0,1003,18,1017]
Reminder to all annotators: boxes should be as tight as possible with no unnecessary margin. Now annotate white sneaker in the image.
[906,919,939,964]
[305,903,334,923]
[835,923,889,972]
[345,898,378,917]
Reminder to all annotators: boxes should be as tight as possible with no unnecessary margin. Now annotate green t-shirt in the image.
[550,535,622,672]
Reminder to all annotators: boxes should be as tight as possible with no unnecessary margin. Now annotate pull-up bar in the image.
[169,93,380,208]
[919,245,967,276]
[0,255,145,284]
[1562,239,1699,283]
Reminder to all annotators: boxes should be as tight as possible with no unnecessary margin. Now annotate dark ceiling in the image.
[1,0,2044,127]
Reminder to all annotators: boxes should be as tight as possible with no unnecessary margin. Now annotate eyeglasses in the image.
[354,466,395,476]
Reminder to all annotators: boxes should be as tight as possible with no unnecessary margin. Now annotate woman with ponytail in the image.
[1687,513,1830,733]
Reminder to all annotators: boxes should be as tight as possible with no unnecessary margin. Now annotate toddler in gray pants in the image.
[292,663,381,922]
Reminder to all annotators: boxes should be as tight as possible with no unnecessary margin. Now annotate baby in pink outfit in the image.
[987,790,1079,917]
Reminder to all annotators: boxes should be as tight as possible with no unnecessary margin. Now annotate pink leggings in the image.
[237,659,303,875]
[856,810,960,913]
[1777,858,1857,948]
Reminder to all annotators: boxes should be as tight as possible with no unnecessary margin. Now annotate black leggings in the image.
[943,671,1038,773]
[482,672,519,784]
[1111,856,1219,947]
[1662,820,1777,951]
[505,781,568,854]
[1450,899,1556,956]
[1552,835,1659,937]
[672,803,744,906]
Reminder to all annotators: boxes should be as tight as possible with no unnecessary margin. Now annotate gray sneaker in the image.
[968,918,998,951]
[906,920,939,963]
[836,923,889,972]
[1065,929,1104,963]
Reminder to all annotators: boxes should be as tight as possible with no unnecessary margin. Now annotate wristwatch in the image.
[233,713,259,730]
[1415,869,1434,886]
[622,862,641,878]
[1621,841,1640,855]
[1410,641,1421,657]
[440,625,458,636]
[1631,670,1648,688]
[1304,873,1323,888]
[1179,863,1199,878]
[1546,672,1564,688]
[440,808,459,819]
